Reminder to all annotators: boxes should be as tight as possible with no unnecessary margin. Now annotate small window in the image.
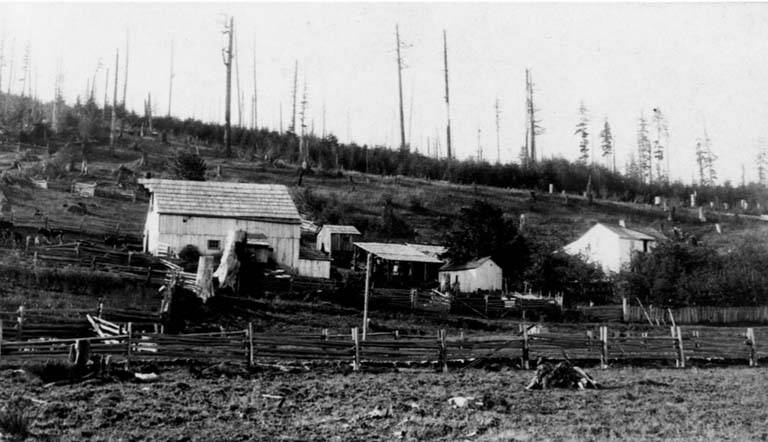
[207,240,221,250]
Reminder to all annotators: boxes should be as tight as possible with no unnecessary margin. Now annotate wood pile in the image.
[525,361,600,390]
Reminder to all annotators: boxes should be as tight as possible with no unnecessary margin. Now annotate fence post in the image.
[97,300,104,318]
[17,306,24,340]
[126,322,133,369]
[521,324,530,370]
[600,326,609,369]
[33,251,37,269]
[622,297,628,322]
[410,289,416,310]
[322,328,329,341]
[438,329,448,373]
[247,322,254,368]
[484,295,489,316]
[676,326,685,368]
[748,328,757,367]
[352,327,360,371]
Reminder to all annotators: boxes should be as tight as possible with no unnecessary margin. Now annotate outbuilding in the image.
[562,221,665,274]
[315,224,361,265]
[138,179,301,269]
[439,256,503,293]
[353,242,445,285]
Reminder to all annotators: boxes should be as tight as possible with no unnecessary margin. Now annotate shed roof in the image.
[300,245,331,261]
[354,242,444,264]
[138,179,301,224]
[440,256,495,272]
[597,223,656,241]
[405,243,446,259]
[320,225,361,235]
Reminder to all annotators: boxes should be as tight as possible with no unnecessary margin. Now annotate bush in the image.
[170,150,207,181]
[0,396,33,440]
[178,245,202,271]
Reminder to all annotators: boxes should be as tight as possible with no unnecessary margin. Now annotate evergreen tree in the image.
[575,101,590,163]
[652,108,669,183]
[599,118,613,163]
[637,113,652,183]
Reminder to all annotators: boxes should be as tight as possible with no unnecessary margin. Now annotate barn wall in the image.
[440,261,502,292]
[155,215,300,269]
[143,201,160,253]
[297,258,331,279]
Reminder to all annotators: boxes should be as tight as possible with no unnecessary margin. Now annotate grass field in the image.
[2,364,766,441]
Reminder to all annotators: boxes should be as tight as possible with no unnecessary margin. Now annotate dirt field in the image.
[2,363,767,441]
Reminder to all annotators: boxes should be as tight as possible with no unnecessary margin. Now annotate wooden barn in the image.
[562,221,666,274]
[138,179,301,269]
[439,256,503,293]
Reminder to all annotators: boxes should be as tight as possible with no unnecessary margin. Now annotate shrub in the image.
[170,150,207,181]
[0,396,33,440]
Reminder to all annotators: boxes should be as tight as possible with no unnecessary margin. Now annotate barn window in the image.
[207,239,221,250]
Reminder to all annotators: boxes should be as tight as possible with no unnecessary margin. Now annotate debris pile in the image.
[525,361,600,390]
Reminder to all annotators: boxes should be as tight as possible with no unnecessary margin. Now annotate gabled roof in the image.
[354,242,444,264]
[320,225,361,235]
[597,223,656,241]
[440,256,495,272]
[405,243,447,259]
[138,179,300,224]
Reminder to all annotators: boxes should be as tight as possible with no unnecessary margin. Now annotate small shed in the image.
[298,245,331,279]
[316,224,361,259]
[439,256,502,293]
[353,242,444,284]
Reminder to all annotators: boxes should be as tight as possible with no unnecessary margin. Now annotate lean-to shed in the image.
[138,179,301,269]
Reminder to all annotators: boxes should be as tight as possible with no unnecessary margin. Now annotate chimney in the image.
[618,219,626,228]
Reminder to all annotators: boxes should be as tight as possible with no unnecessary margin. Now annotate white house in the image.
[138,179,301,269]
[439,256,503,293]
[562,222,665,274]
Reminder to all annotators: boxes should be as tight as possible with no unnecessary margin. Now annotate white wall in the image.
[143,210,300,269]
[563,224,655,274]
[440,260,502,292]
[298,258,331,279]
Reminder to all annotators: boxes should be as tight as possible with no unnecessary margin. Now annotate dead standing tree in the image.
[443,30,452,160]
[221,16,234,157]
[109,49,119,156]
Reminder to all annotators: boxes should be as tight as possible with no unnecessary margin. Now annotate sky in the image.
[1,2,767,184]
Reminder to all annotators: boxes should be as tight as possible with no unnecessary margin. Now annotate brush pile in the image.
[525,361,600,390]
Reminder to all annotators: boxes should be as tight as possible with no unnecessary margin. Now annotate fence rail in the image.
[0,323,765,370]
[625,304,768,325]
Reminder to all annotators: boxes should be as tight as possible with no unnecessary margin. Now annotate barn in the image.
[138,179,301,269]
[439,256,502,293]
[562,221,665,274]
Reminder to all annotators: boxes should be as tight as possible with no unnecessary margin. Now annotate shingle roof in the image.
[354,242,444,264]
[405,243,447,259]
[598,223,656,241]
[440,256,494,271]
[321,225,361,235]
[138,179,301,224]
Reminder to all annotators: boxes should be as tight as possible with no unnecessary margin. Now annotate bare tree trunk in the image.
[223,17,233,157]
[395,24,406,151]
[110,50,119,156]
[443,30,452,160]
[167,38,174,117]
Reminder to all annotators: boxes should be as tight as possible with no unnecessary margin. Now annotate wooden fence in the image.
[1,323,765,370]
[625,304,768,325]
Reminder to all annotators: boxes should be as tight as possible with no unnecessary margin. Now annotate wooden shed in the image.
[439,256,502,293]
[138,179,301,269]
[353,242,445,285]
[316,224,361,265]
